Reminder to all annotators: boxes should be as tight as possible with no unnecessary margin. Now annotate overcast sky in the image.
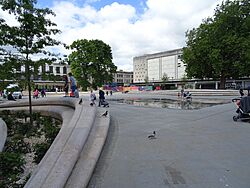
[0,0,224,71]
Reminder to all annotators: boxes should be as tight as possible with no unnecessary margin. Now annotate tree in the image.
[0,0,61,121]
[183,0,250,89]
[161,73,169,82]
[68,39,117,90]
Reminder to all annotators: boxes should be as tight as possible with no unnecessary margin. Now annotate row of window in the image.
[115,74,133,78]
[116,79,132,83]
[49,66,67,74]
[15,65,68,75]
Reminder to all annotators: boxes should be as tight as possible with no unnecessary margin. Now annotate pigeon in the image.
[101,111,108,117]
[79,98,83,105]
[148,131,156,139]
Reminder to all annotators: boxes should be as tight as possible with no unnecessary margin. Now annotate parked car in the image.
[12,91,22,99]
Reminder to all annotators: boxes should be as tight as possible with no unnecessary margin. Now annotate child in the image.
[90,90,96,105]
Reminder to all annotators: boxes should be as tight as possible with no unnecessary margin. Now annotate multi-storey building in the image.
[45,63,70,76]
[113,70,133,86]
[133,48,185,83]
[16,62,134,90]
[33,63,71,91]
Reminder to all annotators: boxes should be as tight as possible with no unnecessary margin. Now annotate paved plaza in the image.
[1,91,250,188]
[88,92,250,188]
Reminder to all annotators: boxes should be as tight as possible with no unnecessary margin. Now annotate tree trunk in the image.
[26,63,33,124]
[219,74,226,89]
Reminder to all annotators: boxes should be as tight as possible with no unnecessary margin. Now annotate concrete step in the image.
[65,108,110,188]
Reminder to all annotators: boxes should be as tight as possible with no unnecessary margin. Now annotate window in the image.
[178,54,182,59]
[56,67,60,74]
[63,66,67,74]
[41,65,45,73]
[49,66,53,73]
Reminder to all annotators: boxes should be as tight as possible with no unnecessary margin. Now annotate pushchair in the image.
[183,91,192,101]
[100,99,109,107]
[232,96,250,122]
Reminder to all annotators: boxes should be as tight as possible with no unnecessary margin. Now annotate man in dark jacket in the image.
[7,92,16,101]
[98,89,105,107]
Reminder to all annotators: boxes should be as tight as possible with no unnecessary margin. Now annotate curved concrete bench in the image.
[0,97,110,188]
[0,118,7,152]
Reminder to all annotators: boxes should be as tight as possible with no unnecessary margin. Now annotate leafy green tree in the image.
[0,61,14,90]
[183,0,250,89]
[68,39,117,90]
[0,0,61,120]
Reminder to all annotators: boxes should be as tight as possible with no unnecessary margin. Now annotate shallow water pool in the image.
[110,98,222,110]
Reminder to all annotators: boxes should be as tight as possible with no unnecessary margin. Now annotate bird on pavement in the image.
[79,98,83,105]
[101,111,108,117]
[148,131,156,139]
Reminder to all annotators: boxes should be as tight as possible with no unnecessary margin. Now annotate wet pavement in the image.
[88,93,250,188]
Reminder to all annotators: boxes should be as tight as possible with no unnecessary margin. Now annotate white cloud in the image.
[1,0,224,71]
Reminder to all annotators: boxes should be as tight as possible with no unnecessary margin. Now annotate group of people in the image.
[33,88,46,99]
[63,72,110,107]
[90,89,109,107]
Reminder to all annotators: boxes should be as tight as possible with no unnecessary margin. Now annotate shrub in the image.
[0,152,24,187]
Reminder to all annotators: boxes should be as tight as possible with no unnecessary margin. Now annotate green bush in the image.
[33,143,50,164]
[4,134,31,154]
[0,152,24,187]
[0,111,61,186]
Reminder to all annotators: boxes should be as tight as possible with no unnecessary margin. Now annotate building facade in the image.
[113,70,133,86]
[45,63,70,77]
[133,48,185,83]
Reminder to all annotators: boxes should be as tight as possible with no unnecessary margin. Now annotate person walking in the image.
[180,88,184,98]
[239,88,244,97]
[33,88,39,99]
[90,90,96,106]
[41,88,46,97]
[68,72,77,96]
[98,89,105,107]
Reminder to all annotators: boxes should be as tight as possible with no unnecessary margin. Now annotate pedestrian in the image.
[41,88,46,97]
[68,72,77,96]
[98,89,105,107]
[181,88,184,98]
[106,91,109,96]
[33,88,39,99]
[63,75,69,97]
[239,88,244,97]
[110,90,113,96]
[90,90,96,106]
[7,92,16,101]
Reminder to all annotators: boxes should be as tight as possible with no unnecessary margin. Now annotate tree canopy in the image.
[0,0,61,119]
[68,39,117,90]
[182,0,250,88]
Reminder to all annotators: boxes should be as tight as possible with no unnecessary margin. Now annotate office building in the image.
[113,70,133,86]
[133,48,185,83]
